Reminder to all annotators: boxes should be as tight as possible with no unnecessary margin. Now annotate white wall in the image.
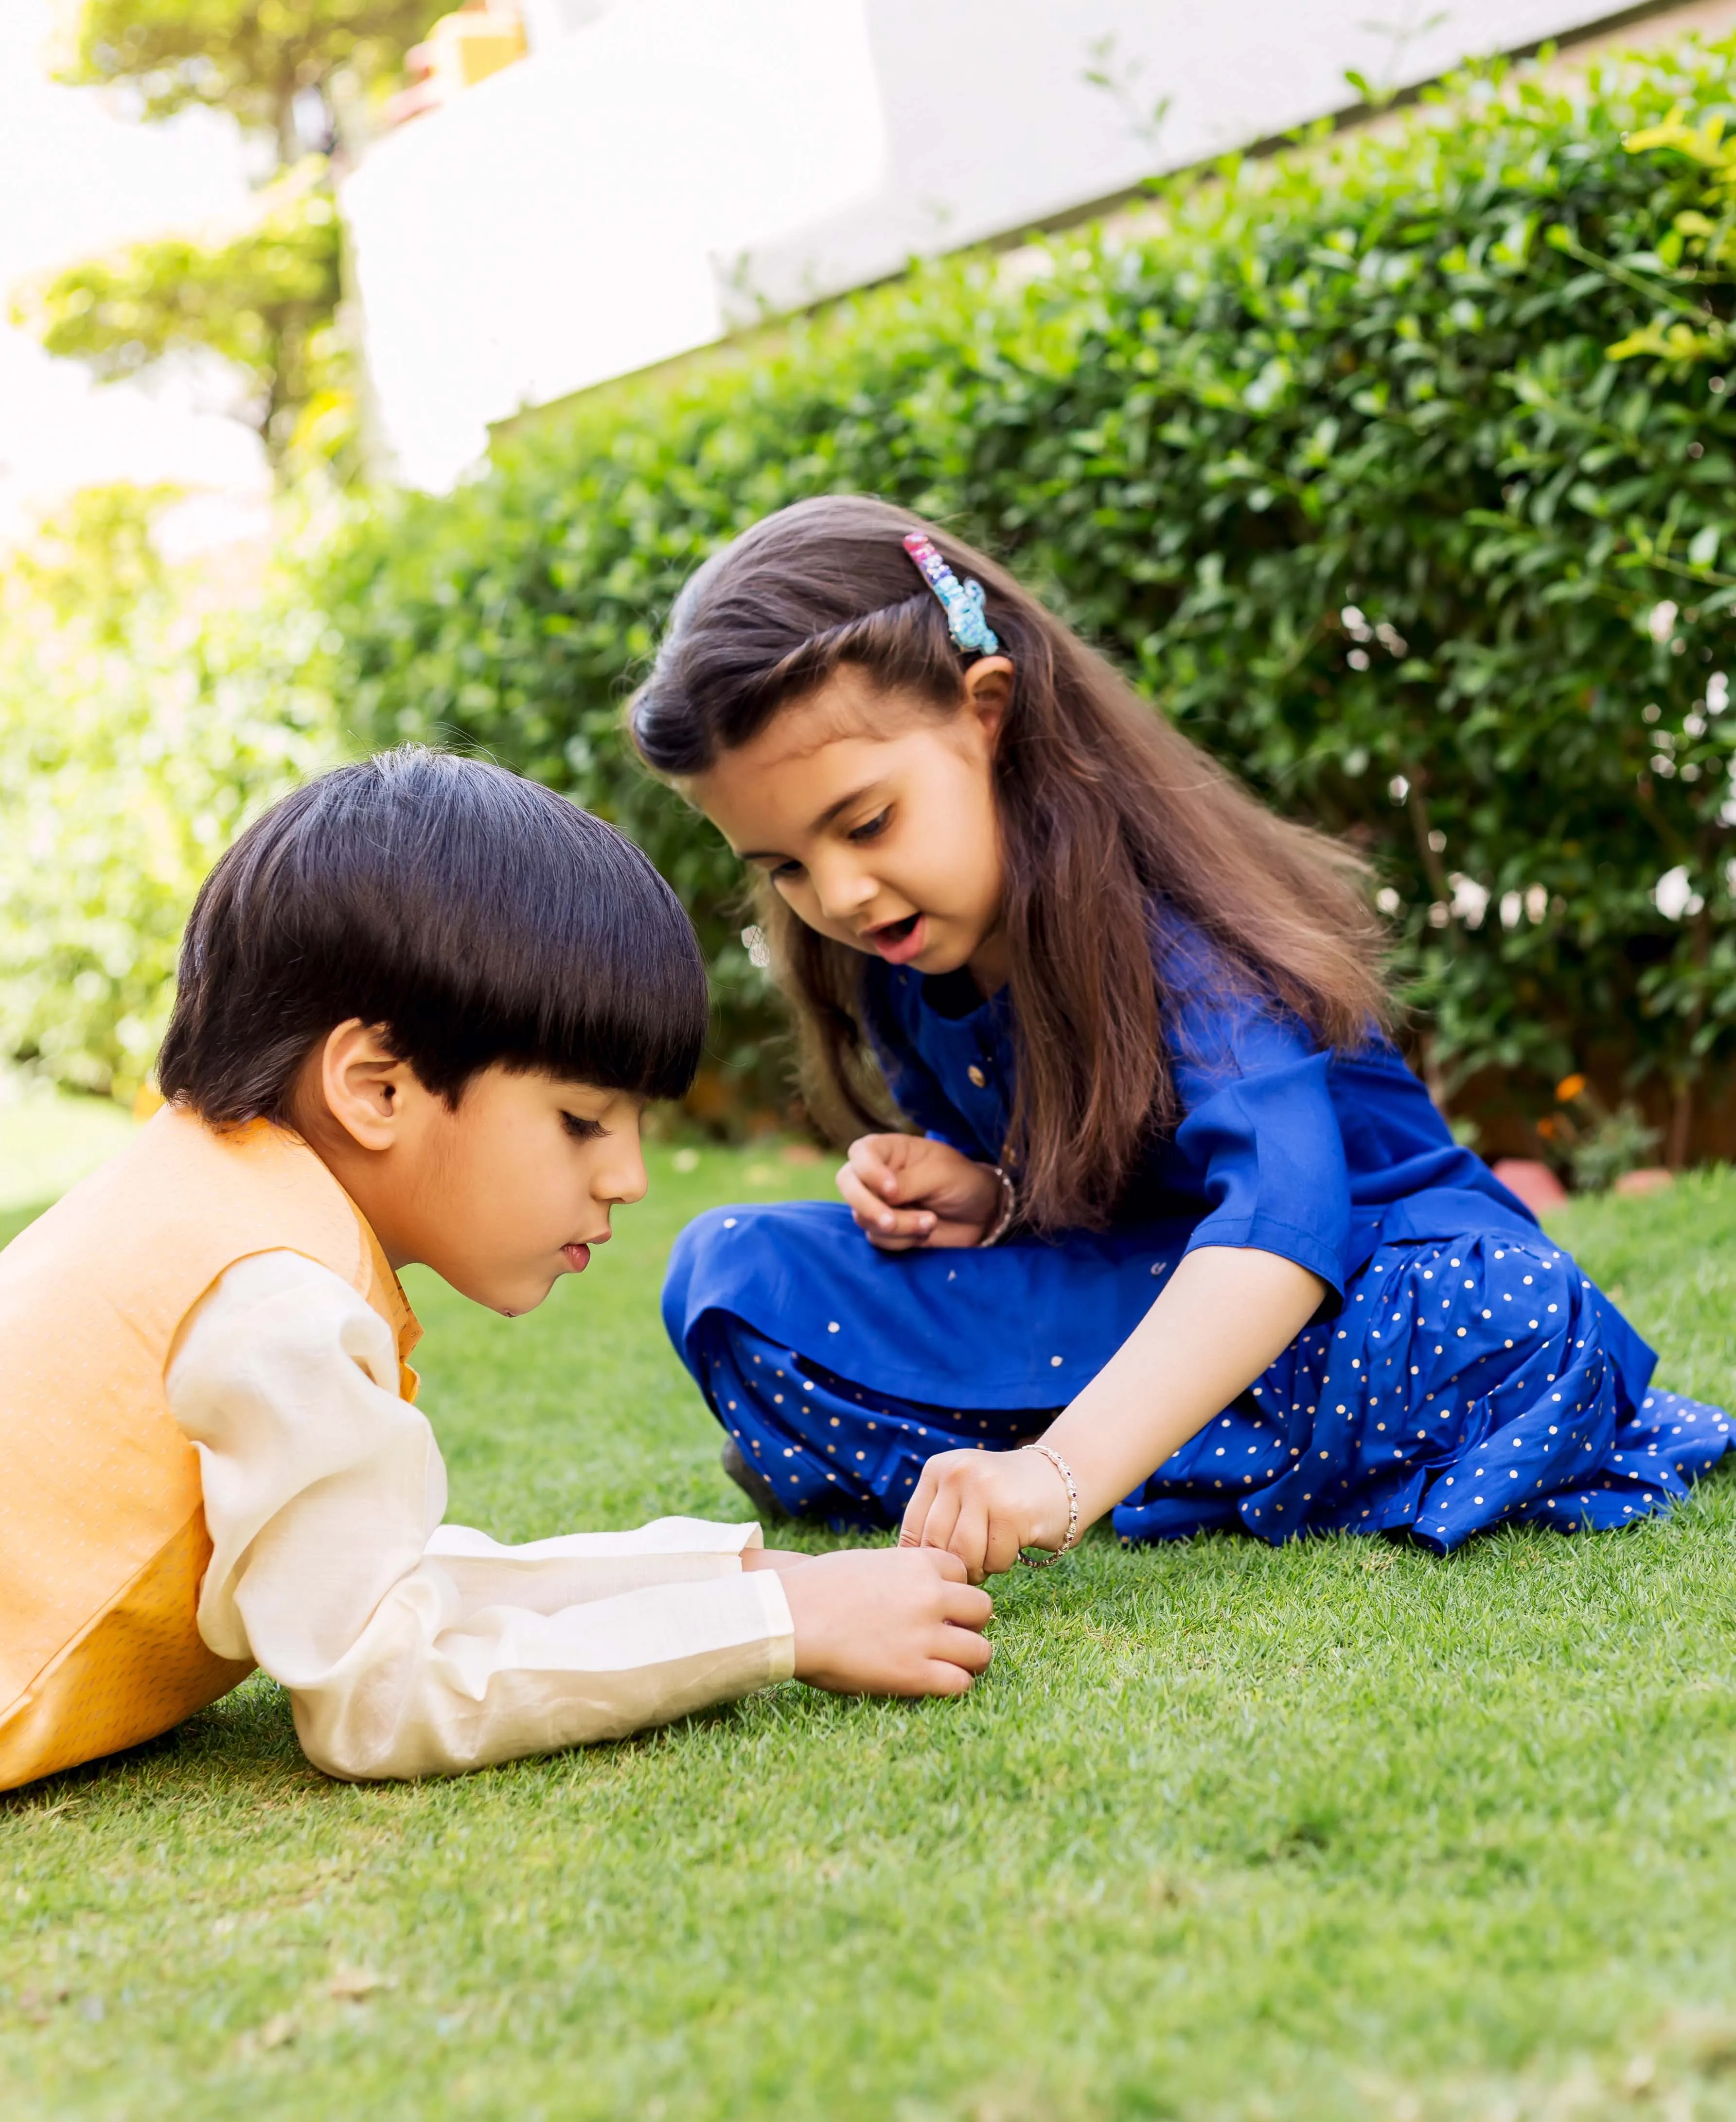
[343,0,1699,490]
[343,0,886,487]
[731,0,1649,318]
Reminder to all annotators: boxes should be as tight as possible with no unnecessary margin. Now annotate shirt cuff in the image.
[1181,1214,1346,1306]
[747,1568,796,1684]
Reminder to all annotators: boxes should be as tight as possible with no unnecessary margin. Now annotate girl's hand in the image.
[779,1547,994,1695]
[899,1446,1070,1583]
[836,1133,1003,1250]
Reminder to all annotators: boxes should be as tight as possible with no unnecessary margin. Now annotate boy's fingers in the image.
[920,1661,974,1697]
[922,1547,970,1584]
[941,1579,993,1626]
[937,1624,994,1673]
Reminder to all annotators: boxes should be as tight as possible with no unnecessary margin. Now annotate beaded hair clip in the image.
[902,530,1000,655]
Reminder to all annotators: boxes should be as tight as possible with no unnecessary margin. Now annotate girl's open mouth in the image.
[867,913,928,965]
[561,1243,592,1272]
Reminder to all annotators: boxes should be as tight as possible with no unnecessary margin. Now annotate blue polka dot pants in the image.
[690,1234,1734,1551]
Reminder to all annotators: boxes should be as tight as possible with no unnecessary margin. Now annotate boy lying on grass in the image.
[0,749,991,1792]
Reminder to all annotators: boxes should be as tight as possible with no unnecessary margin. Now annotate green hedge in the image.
[308,35,1736,1156]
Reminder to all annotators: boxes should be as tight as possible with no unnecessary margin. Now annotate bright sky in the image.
[0,0,269,546]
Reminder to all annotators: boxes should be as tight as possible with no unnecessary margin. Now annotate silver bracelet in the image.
[978,1163,1018,1248]
[1018,1442,1080,1567]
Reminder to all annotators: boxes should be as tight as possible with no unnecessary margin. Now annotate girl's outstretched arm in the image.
[900,1246,1326,1581]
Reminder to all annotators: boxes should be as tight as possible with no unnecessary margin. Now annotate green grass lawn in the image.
[6,1140,1736,2121]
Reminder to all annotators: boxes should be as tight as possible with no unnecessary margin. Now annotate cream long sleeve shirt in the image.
[164,1250,795,1781]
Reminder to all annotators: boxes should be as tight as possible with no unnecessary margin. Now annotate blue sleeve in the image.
[1162,934,1352,1300]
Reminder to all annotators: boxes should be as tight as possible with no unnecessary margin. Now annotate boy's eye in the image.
[562,1113,605,1142]
[847,810,890,843]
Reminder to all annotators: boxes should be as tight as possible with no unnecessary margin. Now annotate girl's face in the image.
[687,661,1012,992]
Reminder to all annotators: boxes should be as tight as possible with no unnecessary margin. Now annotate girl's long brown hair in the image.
[631,495,1388,1234]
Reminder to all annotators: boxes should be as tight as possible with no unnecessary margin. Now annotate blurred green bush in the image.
[0,488,337,1100]
[304,35,1736,1155]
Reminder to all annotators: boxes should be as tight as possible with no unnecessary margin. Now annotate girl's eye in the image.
[770,858,804,882]
[563,1113,605,1142]
[847,810,890,843]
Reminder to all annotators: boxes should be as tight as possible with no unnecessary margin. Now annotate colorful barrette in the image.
[902,531,1000,655]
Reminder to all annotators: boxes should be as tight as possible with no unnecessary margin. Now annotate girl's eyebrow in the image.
[738,782,884,862]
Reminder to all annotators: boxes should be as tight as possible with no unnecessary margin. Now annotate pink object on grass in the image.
[1491,1158,1568,1214]
[1614,1167,1675,1197]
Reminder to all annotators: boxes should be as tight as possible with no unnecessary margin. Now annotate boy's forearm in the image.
[1037,1247,1327,1530]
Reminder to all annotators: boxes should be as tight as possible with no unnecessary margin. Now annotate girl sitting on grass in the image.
[0,749,991,1793]
[633,495,1733,1578]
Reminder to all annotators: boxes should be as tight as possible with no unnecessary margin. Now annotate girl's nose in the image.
[810,855,876,924]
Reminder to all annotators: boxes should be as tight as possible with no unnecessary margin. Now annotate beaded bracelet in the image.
[1018,1442,1080,1567]
[978,1164,1018,1248]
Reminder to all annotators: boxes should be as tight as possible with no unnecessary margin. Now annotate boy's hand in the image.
[780,1547,993,1696]
[836,1133,1003,1250]
[900,1447,1070,1583]
[740,1546,812,1574]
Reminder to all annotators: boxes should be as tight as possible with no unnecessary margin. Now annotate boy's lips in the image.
[562,1242,592,1271]
[865,912,928,965]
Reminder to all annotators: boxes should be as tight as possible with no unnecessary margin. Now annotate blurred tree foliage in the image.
[0,487,338,1098]
[22,0,444,486]
[12,165,348,479]
[301,36,1736,1158]
[53,0,443,162]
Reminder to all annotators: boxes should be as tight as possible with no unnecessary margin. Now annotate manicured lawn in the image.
[5,1145,1736,2121]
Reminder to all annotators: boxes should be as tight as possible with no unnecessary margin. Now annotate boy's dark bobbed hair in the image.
[157,747,708,1124]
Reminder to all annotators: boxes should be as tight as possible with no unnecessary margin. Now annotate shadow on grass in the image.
[1,1675,317,1818]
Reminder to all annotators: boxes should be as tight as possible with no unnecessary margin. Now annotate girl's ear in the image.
[961,654,1015,744]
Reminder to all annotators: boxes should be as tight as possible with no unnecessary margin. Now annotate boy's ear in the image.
[316,1020,420,1153]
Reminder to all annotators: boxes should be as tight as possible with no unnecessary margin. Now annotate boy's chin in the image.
[439,1263,558,1318]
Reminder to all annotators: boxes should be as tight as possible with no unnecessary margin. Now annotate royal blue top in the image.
[863,907,1538,1302]
[663,907,1655,1411]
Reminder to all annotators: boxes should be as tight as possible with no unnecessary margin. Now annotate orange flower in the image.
[1536,1115,1559,1140]
[1555,1073,1587,1103]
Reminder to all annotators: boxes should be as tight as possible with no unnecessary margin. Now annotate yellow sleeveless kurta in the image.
[0,1106,420,1791]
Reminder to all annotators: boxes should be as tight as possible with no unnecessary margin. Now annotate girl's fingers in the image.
[837,1167,936,1245]
[844,1135,903,1202]
[900,1463,940,1545]
[982,1514,1027,1579]
[919,1484,963,1558]
[947,1499,991,1583]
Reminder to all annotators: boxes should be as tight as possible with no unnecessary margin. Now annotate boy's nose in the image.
[604,1149,649,1207]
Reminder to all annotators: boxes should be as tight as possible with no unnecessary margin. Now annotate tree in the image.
[11,164,349,478]
[54,0,446,165]
[10,481,181,645]
[23,2,448,482]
